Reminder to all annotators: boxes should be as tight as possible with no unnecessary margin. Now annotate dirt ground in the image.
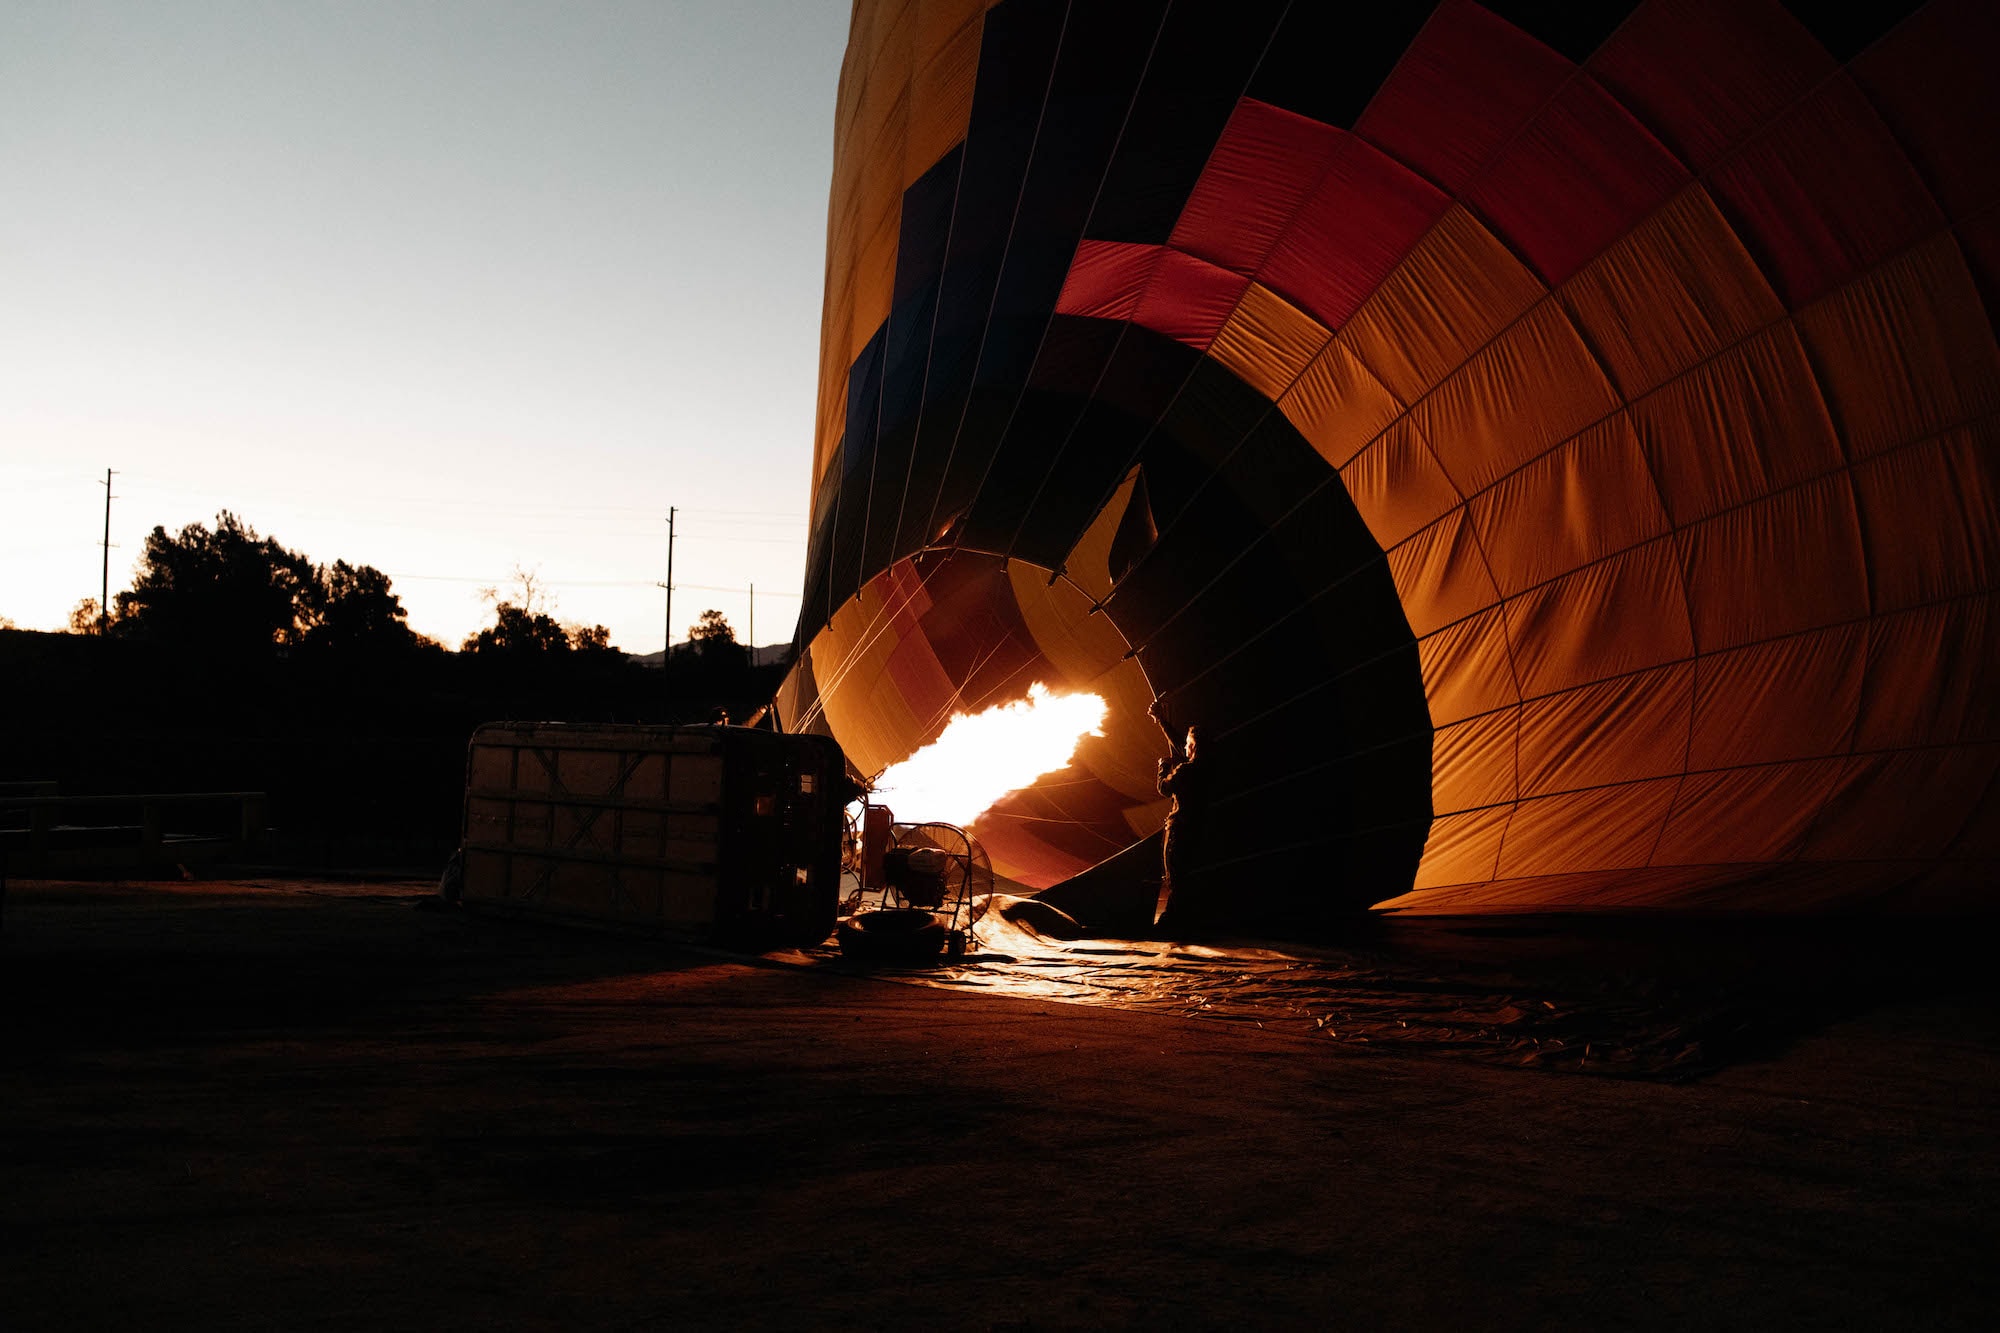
[4,878,1997,1330]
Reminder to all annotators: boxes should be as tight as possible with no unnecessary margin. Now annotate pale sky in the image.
[1,0,850,652]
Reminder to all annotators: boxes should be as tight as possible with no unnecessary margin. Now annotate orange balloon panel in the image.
[780,0,2000,927]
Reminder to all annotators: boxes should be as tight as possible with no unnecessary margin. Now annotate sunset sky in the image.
[1,0,849,651]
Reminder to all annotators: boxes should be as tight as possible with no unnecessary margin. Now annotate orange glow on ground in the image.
[871,683,1107,830]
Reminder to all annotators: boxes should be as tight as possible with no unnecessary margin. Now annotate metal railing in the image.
[0,789,267,875]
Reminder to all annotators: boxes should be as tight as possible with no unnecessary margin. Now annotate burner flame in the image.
[872,683,1107,829]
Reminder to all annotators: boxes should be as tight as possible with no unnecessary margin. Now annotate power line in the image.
[96,503,803,547]
[678,508,808,520]
[384,572,801,597]
[681,581,800,598]
[110,473,807,522]
[670,533,807,546]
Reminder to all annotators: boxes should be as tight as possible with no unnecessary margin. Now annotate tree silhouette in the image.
[567,622,616,653]
[462,602,571,655]
[68,598,110,634]
[478,565,553,618]
[111,511,416,658]
[685,608,748,670]
[304,560,417,652]
[115,512,317,655]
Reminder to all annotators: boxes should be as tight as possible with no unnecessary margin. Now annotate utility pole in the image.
[656,506,676,701]
[748,583,754,666]
[97,468,118,633]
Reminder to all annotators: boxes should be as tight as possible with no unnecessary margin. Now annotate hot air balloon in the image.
[776,0,2000,933]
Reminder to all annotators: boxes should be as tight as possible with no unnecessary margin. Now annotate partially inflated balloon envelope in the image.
[774,0,2000,931]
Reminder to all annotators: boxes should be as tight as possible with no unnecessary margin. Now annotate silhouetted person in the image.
[1155,723,1207,932]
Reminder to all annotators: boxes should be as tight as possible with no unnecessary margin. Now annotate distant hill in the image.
[626,643,792,669]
